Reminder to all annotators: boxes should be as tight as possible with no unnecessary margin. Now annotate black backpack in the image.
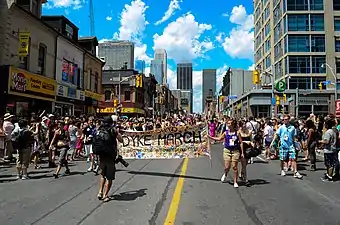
[92,126,117,157]
[12,128,34,150]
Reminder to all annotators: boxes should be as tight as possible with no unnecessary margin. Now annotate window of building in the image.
[283,0,287,12]
[124,91,131,101]
[336,58,340,73]
[287,14,309,31]
[289,56,310,73]
[311,56,326,73]
[275,60,283,78]
[287,35,309,52]
[265,22,271,37]
[310,14,324,31]
[335,17,340,31]
[310,0,323,10]
[265,54,271,69]
[335,37,340,52]
[274,21,282,43]
[334,0,340,10]
[62,59,77,84]
[264,6,270,21]
[94,72,98,93]
[289,77,310,89]
[287,0,308,10]
[38,43,46,75]
[273,4,282,25]
[311,35,325,52]
[274,41,283,61]
[104,90,111,101]
[265,38,271,53]
[312,77,326,89]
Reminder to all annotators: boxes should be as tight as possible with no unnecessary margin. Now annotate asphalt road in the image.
[1,145,340,225]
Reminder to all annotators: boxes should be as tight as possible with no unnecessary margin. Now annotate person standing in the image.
[3,113,15,161]
[93,117,123,202]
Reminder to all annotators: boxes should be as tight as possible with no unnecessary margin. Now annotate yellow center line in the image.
[164,157,189,225]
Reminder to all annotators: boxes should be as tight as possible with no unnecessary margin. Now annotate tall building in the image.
[177,63,193,113]
[202,69,216,111]
[150,60,163,84]
[154,49,167,84]
[135,60,145,74]
[98,41,134,70]
[253,0,334,116]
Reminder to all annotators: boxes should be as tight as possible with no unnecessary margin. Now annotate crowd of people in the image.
[1,111,339,199]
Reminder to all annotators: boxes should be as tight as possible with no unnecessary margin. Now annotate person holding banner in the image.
[207,119,242,188]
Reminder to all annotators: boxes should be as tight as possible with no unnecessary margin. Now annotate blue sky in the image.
[43,0,254,113]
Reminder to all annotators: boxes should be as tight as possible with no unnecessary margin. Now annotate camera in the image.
[115,155,129,167]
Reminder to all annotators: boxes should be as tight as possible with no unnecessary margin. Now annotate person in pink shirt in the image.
[3,113,15,160]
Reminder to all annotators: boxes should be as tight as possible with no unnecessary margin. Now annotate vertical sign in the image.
[18,32,30,57]
[336,100,340,116]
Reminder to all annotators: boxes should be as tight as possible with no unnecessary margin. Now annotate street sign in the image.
[271,97,276,106]
[324,80,331,85]
[275,80,286,92]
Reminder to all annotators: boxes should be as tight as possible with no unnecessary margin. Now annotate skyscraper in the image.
[177,63,193,113]
[98,41,134,70]
[154,49,167,84]
[253,0,332,116]
[150,60,163,84]
[202,69,216,111]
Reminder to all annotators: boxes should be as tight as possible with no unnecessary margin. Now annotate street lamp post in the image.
[321,63,337,112]
[259,65,275,118]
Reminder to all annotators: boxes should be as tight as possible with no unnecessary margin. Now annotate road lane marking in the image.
[164,157,189,225]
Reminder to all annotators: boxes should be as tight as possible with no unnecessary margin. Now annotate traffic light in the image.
[253,70,260,84]
[113,99,118,107]
[275,95,280,105]
[318,82,323,91]
[283,94,287,102]
[135,75,143,88]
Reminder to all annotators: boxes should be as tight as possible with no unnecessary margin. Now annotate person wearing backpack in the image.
[93,116,123,202]
[12,119,34,180]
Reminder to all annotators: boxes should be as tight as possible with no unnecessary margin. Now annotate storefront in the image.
[55,84,85,116]
[85,90,102,114]
[96,107,145,116]
[5,66,56,117]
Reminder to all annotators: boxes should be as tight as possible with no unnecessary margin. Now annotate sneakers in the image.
[21,175,29,180]
[233,183,239,188]
[281,170,286,176]
[294,172,303,179]
[87,167,93,172]
[221,173,227,183]
[16,174,21,180]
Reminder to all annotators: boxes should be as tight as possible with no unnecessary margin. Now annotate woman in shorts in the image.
[207,119,242,188]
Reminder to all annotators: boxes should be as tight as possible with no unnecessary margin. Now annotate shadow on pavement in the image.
[253,160,268,164]
[112,188,147,201]
[128,171,221,182]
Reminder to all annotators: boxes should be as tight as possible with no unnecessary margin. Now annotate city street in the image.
[1,145,340,225]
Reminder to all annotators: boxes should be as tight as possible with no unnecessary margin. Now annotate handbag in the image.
[57,140,66,147]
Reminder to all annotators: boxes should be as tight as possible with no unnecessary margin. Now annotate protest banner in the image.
[119,123,211,159]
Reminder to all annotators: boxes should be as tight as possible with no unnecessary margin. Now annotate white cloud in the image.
[106,16,112,21]
[43,0,83,9]
[218,5,254,60]
[222,13,229,17]
[154,0,182,25]
[216,65,228,92]
[104,0,151,63]
[247,64,255,70]
[153,13,213,62]
[114,0,149,42]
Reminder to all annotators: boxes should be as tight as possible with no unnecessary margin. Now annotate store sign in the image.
[85,90,102,101]
[67,87,77,99]
[77,90,85,101]
[97,107,116,113]
[57,85,67,97]
[121,108,145,114]
[9,66,56,99]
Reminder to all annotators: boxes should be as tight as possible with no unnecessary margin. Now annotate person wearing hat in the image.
[3,113,15,160]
